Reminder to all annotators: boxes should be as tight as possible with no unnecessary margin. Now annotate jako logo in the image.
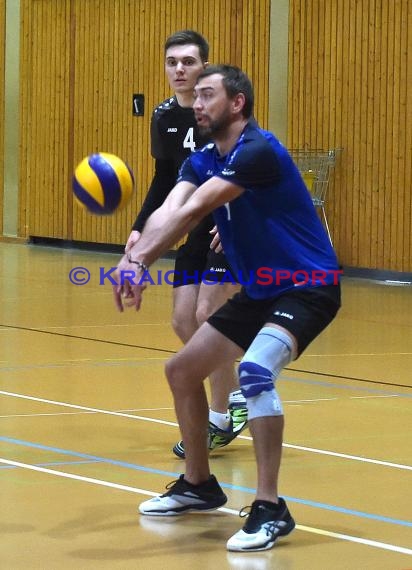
[167,127,177,132]
[274,311,294,320]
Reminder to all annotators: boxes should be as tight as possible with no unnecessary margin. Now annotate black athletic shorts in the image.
[172,215,238,287]
[173,246,237,288]
[207,284,341,356]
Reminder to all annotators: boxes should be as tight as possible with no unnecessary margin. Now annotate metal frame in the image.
[289,149,339,244]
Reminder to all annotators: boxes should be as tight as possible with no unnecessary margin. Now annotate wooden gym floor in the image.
[0,242,411,569]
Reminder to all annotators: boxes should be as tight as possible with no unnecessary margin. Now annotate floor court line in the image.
[0,390,178,427]
[0,457,411,557]
[1,390,411,471]
[1,436,411,529]
[0,407,174,419]
[0,399,337,418]
[281,375,412,398]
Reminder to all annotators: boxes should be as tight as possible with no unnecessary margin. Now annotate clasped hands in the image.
[112,254,147,312]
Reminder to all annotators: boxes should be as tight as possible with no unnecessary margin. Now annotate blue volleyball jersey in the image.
[177,123,340,299]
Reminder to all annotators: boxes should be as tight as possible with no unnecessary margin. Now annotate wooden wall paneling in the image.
[18,0,269,245]
[71,0,150,244]
[349,0,361,265]
[288,0,412,272]
[18,0,30,238]
[390,0,400,268]
[15,0,410,268]
[0,0,5,235]
[27,0,39,236]
[328,0,340,252]
[350,0,360,267]
[33,0,46,236]
[287,0,295,141]
[393,0,409,270]
[403,0,412,268]
[224,1,239,62]
[384,0,395,266]
[256,0,269,126]
[359,0,370,267]
[67,0,270,243]
[369,0,381,267]
[28,0,41,236]
[57,2,70,240]
[308,0,317,149]
[19,0,71,240]
[319,1,328,149]
[240,0,248,71]
[376,0,388,269]
[328,0,340,251]
[288,0,305,147]
[368,1,380,266]
[373,1,384,267]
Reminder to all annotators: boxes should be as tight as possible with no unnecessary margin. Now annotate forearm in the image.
[114,176,244,312]
[128,199,202,267]
[128,176,244,267]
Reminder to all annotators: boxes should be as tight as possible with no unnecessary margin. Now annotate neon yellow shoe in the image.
[172,403,248,459]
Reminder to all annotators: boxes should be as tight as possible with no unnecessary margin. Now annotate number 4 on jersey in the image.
[183,127,196,152]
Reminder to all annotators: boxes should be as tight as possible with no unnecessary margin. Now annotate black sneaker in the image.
[226,498,295,551]
[138,474,227,516]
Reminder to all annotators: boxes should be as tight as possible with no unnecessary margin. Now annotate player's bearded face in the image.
[194,75,235,137]
[197,105,232,137]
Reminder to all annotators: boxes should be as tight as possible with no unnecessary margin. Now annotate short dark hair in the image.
[197,64,254,118]
[164,30,209,63]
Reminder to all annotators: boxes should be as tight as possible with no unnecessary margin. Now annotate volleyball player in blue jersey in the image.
[114,65,341,552]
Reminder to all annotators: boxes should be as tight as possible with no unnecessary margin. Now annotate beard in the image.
[198,108,233,138]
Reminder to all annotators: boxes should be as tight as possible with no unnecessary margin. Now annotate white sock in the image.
[209,409,230,430]
[228,389,246,405]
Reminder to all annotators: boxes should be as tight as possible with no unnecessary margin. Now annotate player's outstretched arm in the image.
[113,177,243,311]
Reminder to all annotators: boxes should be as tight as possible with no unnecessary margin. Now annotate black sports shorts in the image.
[173,246,237,288]
[207,284,341,356]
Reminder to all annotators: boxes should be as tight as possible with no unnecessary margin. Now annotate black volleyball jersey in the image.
[151,95,210,162]
[132,95,211,237]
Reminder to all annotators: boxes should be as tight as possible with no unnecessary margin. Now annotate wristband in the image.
[127,255,149,272]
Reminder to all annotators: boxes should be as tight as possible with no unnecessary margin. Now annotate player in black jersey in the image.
[125,31,248,456]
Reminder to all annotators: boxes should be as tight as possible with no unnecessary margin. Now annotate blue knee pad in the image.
[238,327,293,419]
[238,361,273,398]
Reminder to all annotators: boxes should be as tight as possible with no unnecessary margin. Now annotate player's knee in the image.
[165,356,176,385]
[165,356,186,395]
[238,362,284,418]
[238,327,292,397]
[237,327,294,419]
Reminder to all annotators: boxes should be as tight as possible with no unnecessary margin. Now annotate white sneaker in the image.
[227,499,295,552]
[139,474,227,516]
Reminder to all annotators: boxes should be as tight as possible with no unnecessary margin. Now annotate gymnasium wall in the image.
[17,0,270,245]
[0,0,4,235]
[288,0,412,272]
[1,0,411,272]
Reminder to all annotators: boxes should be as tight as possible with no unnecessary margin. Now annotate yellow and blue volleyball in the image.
[73,152,134,215]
